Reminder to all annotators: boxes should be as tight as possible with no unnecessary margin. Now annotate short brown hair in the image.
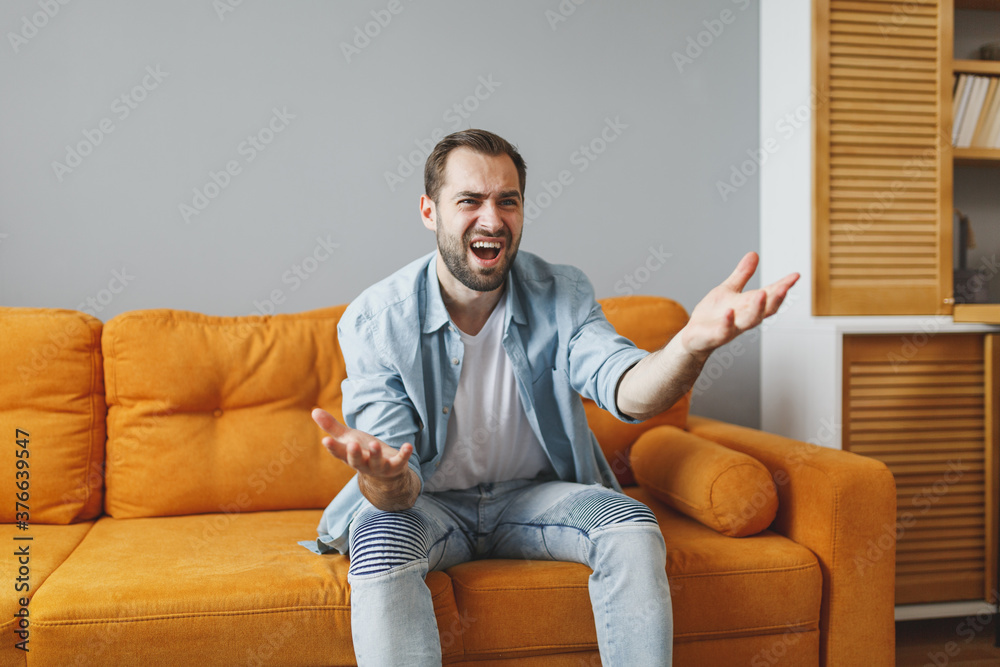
[424,129,527,204]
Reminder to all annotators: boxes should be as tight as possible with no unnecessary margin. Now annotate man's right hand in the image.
[311,407,420,511]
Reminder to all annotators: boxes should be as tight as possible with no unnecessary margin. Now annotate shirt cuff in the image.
[608,350,649,424]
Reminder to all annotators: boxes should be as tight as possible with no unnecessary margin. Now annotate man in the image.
[309,129,798,665]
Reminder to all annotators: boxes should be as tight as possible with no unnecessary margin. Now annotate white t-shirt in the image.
[423,298,554,493]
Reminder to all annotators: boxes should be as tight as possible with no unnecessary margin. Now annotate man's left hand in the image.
[679,251,799,362]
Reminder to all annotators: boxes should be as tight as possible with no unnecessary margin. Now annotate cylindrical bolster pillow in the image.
[630,425,778,537]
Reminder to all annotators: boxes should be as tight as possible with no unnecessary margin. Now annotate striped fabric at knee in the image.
[567,490,658,533]
[348,510,429,577]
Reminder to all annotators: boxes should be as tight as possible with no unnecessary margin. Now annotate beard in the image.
[436,225,520,293]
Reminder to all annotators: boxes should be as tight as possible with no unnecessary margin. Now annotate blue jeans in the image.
[346,477,673,666]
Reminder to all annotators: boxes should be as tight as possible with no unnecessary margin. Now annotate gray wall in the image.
[0,0,762,427]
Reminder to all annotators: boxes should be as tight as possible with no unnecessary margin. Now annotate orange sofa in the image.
[0,296,896,666]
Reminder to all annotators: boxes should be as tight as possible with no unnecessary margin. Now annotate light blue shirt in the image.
[307,250,649,555]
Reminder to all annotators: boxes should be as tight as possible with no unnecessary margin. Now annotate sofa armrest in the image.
[686,416,896,667]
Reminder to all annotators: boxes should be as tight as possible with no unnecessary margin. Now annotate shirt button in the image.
[449,326,456,333]
[451,357,459,365]
[443,406,449,414]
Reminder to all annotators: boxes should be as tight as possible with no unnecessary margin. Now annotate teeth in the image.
[472,241,501,249]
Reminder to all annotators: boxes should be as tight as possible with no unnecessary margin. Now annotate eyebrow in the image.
[453,190,522,202]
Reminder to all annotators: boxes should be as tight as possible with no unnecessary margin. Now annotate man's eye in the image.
[501,199,519,206]
[459,199,477,205]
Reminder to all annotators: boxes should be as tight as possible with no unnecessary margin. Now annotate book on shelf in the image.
[971,77,999,147]
[953,72,1000,150]
[953,73,975,146]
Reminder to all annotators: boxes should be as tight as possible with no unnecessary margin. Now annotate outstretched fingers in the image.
[761,272,800,317]
[722,251,759,293]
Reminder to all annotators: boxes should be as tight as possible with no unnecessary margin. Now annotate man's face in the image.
[422,148,523,293]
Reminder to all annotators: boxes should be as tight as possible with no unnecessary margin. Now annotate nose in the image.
[477,201,503,233]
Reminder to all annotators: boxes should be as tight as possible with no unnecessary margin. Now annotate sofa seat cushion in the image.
[0,522,94,666]
[627,487,822,646]
[444,488,821,661]
[30,510,464,666]
[446,559,596,661]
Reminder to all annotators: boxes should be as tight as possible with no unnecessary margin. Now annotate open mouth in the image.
[470,238,503,263]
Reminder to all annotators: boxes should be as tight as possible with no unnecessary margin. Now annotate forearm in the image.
[358,466,421,511]
[616,329,707,421]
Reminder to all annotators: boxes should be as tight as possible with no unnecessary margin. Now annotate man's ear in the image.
[420,194,437,232]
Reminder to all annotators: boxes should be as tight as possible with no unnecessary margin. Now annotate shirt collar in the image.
[422,253,452,334]
[422,251,529,334]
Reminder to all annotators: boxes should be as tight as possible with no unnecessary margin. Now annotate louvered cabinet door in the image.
[814,0,952,315]
[843,333,999,604]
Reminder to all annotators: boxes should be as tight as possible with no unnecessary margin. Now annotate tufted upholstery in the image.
[0,299,896,666]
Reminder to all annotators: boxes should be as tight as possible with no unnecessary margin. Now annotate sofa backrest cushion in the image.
[0,308,106,524]
[102,307,355,518]
[588,296,691,486]
[630,425,778,537]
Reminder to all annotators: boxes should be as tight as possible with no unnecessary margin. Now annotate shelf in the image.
[954,59,1000,76]
[956,0,1000,10]
[953,303,1000,323]
[954,147,1000,165]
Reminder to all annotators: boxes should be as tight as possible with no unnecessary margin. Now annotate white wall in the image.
[1,0,763,426]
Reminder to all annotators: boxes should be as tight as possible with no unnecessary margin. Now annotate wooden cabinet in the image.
[813,0,952,316]
[842,333,1000,604]
[813,0,1000,318]
[814,0,1000,609]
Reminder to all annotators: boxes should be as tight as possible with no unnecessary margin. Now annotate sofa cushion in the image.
[631,425,779,537]
[630,487,821,644]
[0,522,95,666]
[445,490,820,659]
[102,307,356,518]
[0,308,105,523]
[30,510,465,665]
[587,296,691,486]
